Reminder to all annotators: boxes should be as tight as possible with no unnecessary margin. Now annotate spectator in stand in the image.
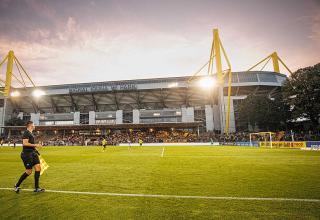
[4,129,320,146]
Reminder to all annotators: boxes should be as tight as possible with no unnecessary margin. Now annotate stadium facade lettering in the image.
[69,83,137,93]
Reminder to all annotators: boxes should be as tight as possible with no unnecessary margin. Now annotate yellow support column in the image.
[192,29,232,134]
[225,70,232,134]
[213,29,223,82]
[212,29,226,134]
[4,51,14,97]
[247,52,292,74]
[271,52,280,73]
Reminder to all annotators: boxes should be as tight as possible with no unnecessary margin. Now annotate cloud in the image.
[309,10,320,43]
[0,0,319,86]
[0,15,210,86]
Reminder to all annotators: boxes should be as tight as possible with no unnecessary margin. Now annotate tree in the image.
[238,94,289,131]
[282,63,320,128]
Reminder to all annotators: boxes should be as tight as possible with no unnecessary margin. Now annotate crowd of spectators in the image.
[2,129,320,146]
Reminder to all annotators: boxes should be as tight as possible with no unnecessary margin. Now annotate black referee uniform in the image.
[21,130,40,169]
[14,128,44,193]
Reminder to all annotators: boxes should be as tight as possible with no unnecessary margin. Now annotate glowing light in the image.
[198,76,216,89]
[168,82,178,88]
[10,90,21,97]
[32,89,46,97]
[153,113,160,116]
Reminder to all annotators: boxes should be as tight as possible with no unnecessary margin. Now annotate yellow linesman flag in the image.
[39,155,49,175]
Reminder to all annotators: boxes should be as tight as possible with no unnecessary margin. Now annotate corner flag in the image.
[39,155,49,175]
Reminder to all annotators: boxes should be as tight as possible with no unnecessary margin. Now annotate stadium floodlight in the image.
[32,89,46,97]
[10,90,21,97]
[168,82,178,88]
[198,76,216,89]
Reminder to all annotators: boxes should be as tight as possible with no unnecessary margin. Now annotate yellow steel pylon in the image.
[0,50,36,97]
[247,52,292,74]
[189,29,232,134]
[208,29,232,134]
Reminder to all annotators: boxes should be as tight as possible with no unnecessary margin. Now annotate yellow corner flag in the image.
[39,155,49,175]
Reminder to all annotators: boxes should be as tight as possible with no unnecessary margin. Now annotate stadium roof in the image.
[4,71,286,114]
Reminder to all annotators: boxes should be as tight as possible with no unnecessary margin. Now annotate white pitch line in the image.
[0,188,319,203]
[161,147,165,157]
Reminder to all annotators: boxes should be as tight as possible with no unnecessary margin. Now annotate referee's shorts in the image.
[21,151,40,169]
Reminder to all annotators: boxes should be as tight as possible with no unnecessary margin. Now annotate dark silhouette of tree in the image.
[282,63,320,129]
[238,94,290,131]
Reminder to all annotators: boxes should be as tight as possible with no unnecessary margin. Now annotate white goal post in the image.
[249,132,275,148]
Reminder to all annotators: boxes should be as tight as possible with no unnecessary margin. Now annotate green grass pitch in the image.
[0,146,319,219]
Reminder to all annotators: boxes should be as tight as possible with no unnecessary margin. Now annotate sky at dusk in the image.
[0,0,319,86]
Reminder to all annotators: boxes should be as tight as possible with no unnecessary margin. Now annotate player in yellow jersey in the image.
[102,138,107,151]
[139,139,143,147]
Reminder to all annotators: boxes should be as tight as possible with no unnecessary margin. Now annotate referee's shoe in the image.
[34,188,45,193]
[13,186,45,193]
[13,185,20,193]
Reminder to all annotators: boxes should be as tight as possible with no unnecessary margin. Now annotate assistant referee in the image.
[14,121,45,193]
